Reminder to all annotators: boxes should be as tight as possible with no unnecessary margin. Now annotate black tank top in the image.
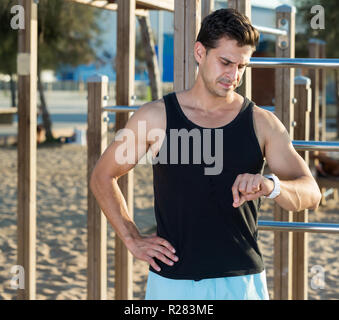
[150,92,265,281]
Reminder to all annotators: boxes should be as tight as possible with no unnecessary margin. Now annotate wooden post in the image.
[292,76,311,300]
[319,41,326,142]
[228,0,252,100]
[308,39,320,143]
[308,39,324,204]
[201,0,214,20]
[274,4,295,300]
[137,13,162,100]
[87,75,108,300]
[17,0,38,300]
[115,0,135,300]
[174,0,201,91]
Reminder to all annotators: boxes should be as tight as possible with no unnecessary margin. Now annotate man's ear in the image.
[194,41,206,65]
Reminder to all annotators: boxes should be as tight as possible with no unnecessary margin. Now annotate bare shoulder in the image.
[252,105,289,140]
[133,98,166,130]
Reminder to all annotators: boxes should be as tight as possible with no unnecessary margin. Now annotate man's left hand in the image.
[231,173,274,208]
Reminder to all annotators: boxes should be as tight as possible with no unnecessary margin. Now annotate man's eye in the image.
[222,62,230,66]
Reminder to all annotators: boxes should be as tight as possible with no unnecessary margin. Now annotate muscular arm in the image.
[262,109,321,211]
[89,103,153,244]
[89,100,177,271]
[232,107,322,212]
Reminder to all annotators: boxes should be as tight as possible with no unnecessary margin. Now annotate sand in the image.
[0,139,338,300]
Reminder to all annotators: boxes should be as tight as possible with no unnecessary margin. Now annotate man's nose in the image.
[228,65,239,82]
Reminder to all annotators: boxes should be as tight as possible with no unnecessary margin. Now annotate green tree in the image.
[0,0,103,141]
[0,0,18,108]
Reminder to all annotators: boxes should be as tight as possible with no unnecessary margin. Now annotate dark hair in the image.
[196,8,259,51]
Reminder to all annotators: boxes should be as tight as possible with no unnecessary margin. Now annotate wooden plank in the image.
[66,0,148,16]
[69,0,175,11]
[137,13,162,99]
[308,39,320,143]
[201,0,214,20]
[87,76,108,300]
[292,76,311,300]
[115,0,135,300]
[319,41,326,142]
[66,0,118,10]
[17,0,38,300]
[228,0,252,100]
[185,0,201,90]
[174,0,200,91]
[174,0,185,91]
[308,40,323,203]
[136,0,174,11]
[319,41,329,202]
[0,108,18,114]
[273,4,295,301]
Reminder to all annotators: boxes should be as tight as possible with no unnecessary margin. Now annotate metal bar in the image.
[106,105,277,113]
[292,140,339,151]
[249,57,339,69]
[323,188,334,198]
[260,106,275,112]
[258,220,339,234]
[103,106,140,112]
[106,105,275,112]
[253,24,287,36]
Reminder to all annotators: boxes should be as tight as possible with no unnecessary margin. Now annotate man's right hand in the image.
[125,233,179,272]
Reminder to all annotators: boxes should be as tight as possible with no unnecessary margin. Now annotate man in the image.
[90,9,321,300]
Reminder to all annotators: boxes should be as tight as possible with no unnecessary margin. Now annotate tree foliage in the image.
[0,1,17,75]
[295,0,338,58]
[0,0,104,75]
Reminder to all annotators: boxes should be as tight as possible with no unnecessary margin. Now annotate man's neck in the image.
[184,77,239,112]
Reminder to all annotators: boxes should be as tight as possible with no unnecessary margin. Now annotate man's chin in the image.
[216,86,234,97]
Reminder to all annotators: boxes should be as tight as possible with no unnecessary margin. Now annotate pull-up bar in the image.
[249,57,339,69]
[258,220,339,234]
[103,105,276,113]
[252,25,287,37]
[292,140,339,152]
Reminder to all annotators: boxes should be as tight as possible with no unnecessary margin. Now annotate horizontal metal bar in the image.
[323,188,334,198]
[292,140,339,151]
[258,220,339,234]
[103,106,140,112]
[260,106,275,112]
[106,105,276,113]
[253,24,287,36]
[249,57,339,69]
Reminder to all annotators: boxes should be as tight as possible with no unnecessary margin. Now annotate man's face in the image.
[195,37,254,97]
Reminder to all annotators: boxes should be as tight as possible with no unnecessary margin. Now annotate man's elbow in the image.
[90,169,109,194]
[89,170,100,195]
[308,185,322,211]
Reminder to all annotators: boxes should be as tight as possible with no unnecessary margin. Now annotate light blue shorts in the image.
[145,269,270,300]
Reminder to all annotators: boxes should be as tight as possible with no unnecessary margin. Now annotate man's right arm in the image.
[89,101,178,271]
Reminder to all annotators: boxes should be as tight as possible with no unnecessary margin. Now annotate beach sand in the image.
[0,141,338,300]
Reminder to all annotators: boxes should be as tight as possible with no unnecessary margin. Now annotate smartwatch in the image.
[263,174,281,199]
